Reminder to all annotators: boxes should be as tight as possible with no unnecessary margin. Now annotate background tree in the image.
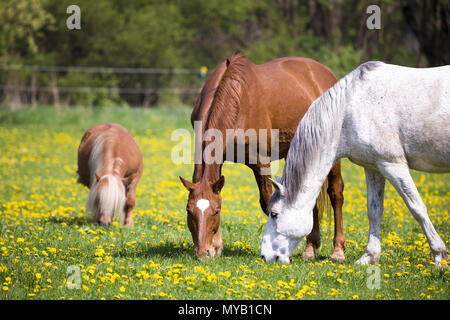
[1,0,448,108]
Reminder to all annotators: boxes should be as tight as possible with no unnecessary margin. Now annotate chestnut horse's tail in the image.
[86,174,126,224]
[316,179,332,231]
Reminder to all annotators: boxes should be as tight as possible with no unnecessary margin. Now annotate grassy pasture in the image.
[0,106,448,300]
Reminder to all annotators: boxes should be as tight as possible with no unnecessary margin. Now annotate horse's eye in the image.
[213,209,220,216]
[270,212,278,219]
[186,209,192,216]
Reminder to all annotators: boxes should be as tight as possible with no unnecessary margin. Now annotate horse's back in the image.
[246,57,337,132]
[256,57,337,99]
[260,57,336,87]
[347,63,450,172]
[77,123,142,186]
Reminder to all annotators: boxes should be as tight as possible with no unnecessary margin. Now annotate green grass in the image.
[0,106,449,300]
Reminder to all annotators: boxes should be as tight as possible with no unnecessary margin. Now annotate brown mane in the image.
[205,54,249,133]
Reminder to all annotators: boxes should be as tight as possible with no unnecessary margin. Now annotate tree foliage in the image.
[1,0,448,107]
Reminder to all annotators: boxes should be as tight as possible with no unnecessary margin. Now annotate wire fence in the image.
[0,64,209,107]
[0,65,206,75]
[0,85,202,95]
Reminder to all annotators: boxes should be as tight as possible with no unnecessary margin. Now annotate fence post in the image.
[31,73,37,109]
[50,71,60,109]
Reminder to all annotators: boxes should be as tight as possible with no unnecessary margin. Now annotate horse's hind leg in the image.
[327,162,346,262]
[356,168,385,265]
[378,163,448,266]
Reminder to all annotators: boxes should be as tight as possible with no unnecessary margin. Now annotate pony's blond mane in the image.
[86,131,126,223]
[86,174,126,223]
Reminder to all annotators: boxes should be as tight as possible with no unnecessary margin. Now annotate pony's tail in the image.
[316,179,332,233]
[86,174,126,224]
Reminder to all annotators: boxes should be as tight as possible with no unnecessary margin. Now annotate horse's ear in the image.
[179,176,196,191]
[269,177,285,196]
[211,175,225,194]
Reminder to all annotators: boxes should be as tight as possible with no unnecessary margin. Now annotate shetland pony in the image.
[77,123,143,227]
[261,61,449,266]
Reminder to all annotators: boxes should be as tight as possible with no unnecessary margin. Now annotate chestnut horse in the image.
[77,123,143,227]
[179,54,346,260]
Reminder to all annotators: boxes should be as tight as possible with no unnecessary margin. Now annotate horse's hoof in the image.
[355,253,379,265]
[355,258,369,266]
[331,251,346,263]
[302,246,316,260]
[124,221,134,228]
[434,250,449,268]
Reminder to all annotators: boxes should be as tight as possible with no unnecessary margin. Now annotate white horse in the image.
[260,61,449,266]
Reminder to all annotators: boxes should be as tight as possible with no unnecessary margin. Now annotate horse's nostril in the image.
[206,249,211,256]
[275,255,279,262]
[260,255,265,260]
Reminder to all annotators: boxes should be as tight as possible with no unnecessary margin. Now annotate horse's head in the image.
[260,177,313,264]
[179,175,225,259]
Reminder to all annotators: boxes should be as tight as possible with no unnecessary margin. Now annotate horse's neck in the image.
[192,119,226,183]
[191,60,253,183]
[291,164,333,210]
[193,162,222,184]
[284,84,348,207]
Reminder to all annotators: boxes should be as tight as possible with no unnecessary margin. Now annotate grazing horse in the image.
[77,123,143,227]
[260,61,450,266]
[180,54,346,260]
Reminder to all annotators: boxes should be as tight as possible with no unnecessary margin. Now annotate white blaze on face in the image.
[196,199,210,214]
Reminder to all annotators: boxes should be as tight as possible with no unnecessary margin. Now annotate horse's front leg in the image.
[302,205,320,260]
[248,163,272,215]
[123,173,141,228]
[123,189,135,228]
[327,161,346,262]
[356,168,385,265]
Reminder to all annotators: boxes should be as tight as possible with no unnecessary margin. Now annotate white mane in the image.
[282,61,382,204]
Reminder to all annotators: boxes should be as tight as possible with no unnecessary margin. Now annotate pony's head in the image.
[260,177,314,264]
[86,174,126,226]
[179,175,225,259]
